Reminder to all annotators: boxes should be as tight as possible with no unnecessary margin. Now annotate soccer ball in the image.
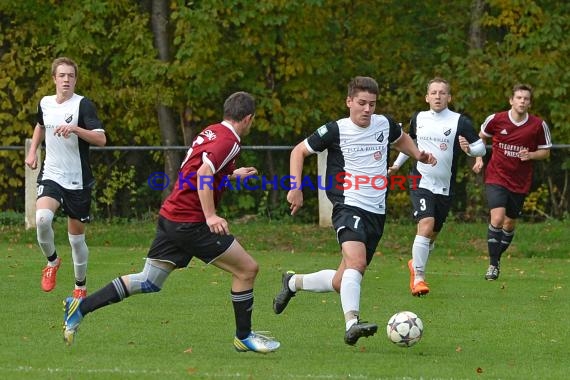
[386,311,423,347]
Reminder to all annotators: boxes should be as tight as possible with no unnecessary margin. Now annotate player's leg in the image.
[484,184,517,280]
[409,189,437,296]
[65,187,92,298]
[63,216,180,345]
[499,217,517,257]
[338,207,383,345]
[68,218,88,298]
[63,258,175,345]
[272,269,336,314]
[339,238,378,345]
[213,240,280,353]
[498,191,525,257]
[36,185,61,292]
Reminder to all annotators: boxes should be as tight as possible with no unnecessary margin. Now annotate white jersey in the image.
[305,114,403,214]
[410,108,481,195]
[37,93,104,190]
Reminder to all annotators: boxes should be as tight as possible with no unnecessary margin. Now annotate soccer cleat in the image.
[41,257,61,292]
[272,271,296,314]
[411,281,430,297]
[63,297,84,346]
[408,259,430,297]
[233,331,280,353]
[344,321,378,346]
[485,264,500,281]
[72,288,87,299]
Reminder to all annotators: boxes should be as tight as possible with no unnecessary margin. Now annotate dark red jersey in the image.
[160,121,240,222]
[481,111,551,194]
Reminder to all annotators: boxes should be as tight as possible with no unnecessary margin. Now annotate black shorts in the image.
[410,187,452,232]
[485,184,526,219]
[37,180,92,222]
[147,216,235,268]
[331,203,386,265]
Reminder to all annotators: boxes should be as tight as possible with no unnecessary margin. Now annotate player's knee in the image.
[36,209,54,230]
[234,261,259,283]
[140,279,162,293]
[245,261,259,280]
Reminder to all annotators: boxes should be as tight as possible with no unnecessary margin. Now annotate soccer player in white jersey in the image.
[273,76,437,346]
[388,77,486,296]
[25,57,106,299]
[472,84,551,281]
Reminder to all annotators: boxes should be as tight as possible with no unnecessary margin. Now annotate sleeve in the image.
[386,115,403,144]
[203,136,240,174]
[408,112,419,140]
[78,98,104,132]
[458,115,486,157]
[480,114,495,137]
[458,115,479,143]
[305,121,339,153]
[537,120,553,149]
[36,102,44,127]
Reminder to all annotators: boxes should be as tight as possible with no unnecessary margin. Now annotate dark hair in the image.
[426,77,451,94]
[347,76,379,98]
[223,91,255,121]
[51,57,78,77]
[512,83,533,100]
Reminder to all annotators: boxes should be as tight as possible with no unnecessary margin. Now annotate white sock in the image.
[412,235,431,284]
[341,268,362,329]
[69,233,89,284]
[292,269,335,292]
[36,209,56,259]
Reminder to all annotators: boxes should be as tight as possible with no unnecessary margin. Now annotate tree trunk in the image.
[469,0,486,49]
[152,0,181,197]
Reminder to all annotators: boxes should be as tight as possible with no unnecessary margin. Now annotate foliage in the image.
[1,0,568,219]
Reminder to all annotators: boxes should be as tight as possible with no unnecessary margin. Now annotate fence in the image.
[7,141,570,228]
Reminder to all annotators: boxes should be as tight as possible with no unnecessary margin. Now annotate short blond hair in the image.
[51,57,78,77]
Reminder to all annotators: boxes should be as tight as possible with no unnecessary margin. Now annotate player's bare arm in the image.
[197,162,229,235]
[287,142,311,215]
[393,132,437,166]
[458,136,470,154]
[231,166,258,180]
[25,124,45,169]
[519,148,550,162]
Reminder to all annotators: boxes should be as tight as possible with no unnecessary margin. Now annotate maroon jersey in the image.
[160,121,240,222]
[481,111,551,194]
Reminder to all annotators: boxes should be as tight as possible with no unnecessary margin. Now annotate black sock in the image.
[80,278,128,316]
[498,229,515,260]
[47,251,58,262]
[231,289,254,340]
[487,224,502,267]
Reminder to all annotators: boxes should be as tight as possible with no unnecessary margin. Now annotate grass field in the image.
[1,218,568,379]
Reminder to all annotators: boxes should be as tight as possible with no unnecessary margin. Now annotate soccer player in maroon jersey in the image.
[62,92,280,353]
[473,84,552,280]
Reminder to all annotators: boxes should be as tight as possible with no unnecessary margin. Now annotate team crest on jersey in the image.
[444,128,451,136]
[317,125,328,137]
[440,143,448,151]
[203,130,217,141]
[65,113,73,123]
[373,151,382,161]
[376,132,384,142]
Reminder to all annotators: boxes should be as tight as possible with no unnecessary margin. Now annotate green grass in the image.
[1,218,569,379]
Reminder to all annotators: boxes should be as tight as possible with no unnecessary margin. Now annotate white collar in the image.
[221,120,241,141]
